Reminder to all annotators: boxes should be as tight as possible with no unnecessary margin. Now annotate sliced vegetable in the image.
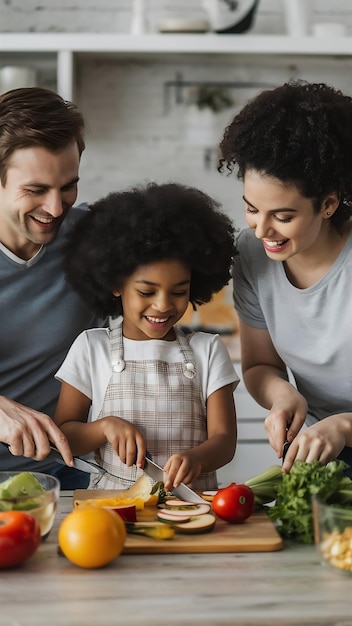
[161,501,211,515]
[119,474,159,505]
[104,504,137,523]
[75,496,145,511]
[163,499,196,507]
[0,472,45,499]
[157,511,192,523]
[201,490,218,502]
[172,513,216,534]
[74,475,160,511]
[0,472,46,512]
[126,522,175,540]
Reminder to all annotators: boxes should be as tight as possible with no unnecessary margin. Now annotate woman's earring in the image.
[326,212,331,216]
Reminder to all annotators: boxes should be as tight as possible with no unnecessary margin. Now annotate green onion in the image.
[245,465,283,506]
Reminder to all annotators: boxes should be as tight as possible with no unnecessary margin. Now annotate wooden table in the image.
[0,493,350,626]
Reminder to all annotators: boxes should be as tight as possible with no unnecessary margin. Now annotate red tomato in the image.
[212,483,255,524]
[0,511,41,568]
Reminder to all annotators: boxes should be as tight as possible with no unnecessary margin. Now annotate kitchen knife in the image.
[48,445,107,476]
[282,441,291,463]
[2,441,210,498]
[48,446,137,483]
[0,442,113,478]
[143,456,209,504]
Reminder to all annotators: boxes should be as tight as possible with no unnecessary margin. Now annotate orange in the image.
[58,507,126,569]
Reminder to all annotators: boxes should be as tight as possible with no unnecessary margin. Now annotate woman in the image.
[220,80,352,475]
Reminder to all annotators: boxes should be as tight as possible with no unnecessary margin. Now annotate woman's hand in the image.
[264,386,308,458]
[163,451,202,492]
[101,415,146,469]
[282,414,351,473]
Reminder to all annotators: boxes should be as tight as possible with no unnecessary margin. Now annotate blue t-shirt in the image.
[0,205,99,472]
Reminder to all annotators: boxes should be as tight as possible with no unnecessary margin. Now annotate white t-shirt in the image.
[56,328,239,421]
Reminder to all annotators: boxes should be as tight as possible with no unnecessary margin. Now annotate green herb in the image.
[150,481,168,503]
[268,460,352,544]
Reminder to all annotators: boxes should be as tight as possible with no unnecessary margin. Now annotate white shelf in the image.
[1,32,352,55]
[1,32,352,100]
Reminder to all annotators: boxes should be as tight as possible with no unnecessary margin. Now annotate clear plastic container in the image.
[0,472,60,540]
[313,497,352,575]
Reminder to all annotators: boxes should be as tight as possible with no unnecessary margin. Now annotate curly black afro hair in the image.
[63,182,237,318]
[219,80,352,232]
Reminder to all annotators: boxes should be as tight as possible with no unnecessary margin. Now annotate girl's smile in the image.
[113,259,191,341]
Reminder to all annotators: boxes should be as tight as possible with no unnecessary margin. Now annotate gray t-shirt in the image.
[0,206,98,472]
[233,227,352,425]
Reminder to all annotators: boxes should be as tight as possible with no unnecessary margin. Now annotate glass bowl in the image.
[313,497,352,575]
[0,472,60,540]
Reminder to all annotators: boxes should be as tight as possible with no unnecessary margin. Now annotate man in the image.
[0,87,99,487]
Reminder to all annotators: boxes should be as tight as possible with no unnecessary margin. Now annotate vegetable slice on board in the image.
[172,513,216,534]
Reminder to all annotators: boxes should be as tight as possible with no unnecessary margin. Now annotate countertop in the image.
[0,493,350,626]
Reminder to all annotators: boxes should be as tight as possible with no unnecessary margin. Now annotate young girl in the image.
[54,182,239,491]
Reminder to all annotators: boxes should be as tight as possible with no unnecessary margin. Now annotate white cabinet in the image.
[217,364,278,486]
[1,33,352,100]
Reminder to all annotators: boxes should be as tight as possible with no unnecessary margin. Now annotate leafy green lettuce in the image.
[268,460,352,544]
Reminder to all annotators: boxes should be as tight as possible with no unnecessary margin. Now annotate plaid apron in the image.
[90,320,217,491]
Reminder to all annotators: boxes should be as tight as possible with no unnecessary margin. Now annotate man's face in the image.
[0,141,80,260]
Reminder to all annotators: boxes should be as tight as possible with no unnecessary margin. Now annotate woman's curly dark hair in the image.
[219,80,352,232]
[64,182,236,318]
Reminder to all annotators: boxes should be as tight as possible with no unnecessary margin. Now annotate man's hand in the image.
[0,396,73,466]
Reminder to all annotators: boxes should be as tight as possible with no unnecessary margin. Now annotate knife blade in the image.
[143,456,209,504]
[48,446,108,476]
[8,442,209,497]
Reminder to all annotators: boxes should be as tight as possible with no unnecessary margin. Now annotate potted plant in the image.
[185,84,234,146]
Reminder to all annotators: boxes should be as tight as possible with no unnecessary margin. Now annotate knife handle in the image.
[282,441,291,462]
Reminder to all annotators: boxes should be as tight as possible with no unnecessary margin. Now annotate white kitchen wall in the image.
[1,0,352,227]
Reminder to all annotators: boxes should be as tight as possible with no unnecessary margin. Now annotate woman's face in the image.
[243,169,338,261]
[112,259,191,341]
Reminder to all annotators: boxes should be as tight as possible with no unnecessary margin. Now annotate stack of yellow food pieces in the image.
[74,474,158,510]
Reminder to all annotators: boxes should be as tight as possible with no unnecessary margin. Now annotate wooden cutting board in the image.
[73,490,283,554]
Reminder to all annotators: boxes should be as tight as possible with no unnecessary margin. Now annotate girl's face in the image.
[113,259,191,341]
[243,169,338,261]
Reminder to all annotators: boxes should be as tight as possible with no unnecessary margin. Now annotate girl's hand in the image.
[163,452,202,492]
[101,415,146,469]
[264,387,308,458]
[282,414,350,473]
